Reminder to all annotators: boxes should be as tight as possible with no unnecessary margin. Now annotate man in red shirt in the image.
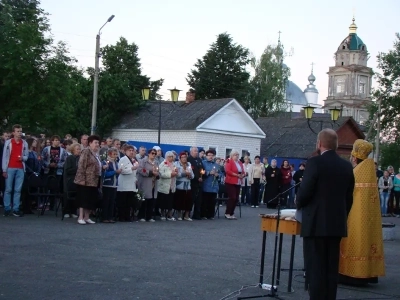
[1,124,29,217]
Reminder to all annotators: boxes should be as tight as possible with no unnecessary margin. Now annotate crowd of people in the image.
[0,124,256,222]
[1,124,399,224]
[2,124,394,299]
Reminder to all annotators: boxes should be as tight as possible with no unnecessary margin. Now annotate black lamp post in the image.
[142,87,181,145]
[303,105,342,134]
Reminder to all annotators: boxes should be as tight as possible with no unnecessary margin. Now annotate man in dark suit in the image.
[296,129,355,300]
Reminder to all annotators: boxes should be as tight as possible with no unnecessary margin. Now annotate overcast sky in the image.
[41,0,399,103]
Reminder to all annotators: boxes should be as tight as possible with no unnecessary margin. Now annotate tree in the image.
[0,0,52,132]
[246,44,291,118]
[372,33,400,140]
[186,33,251,100]
[89,37,164,136]
[37,41,90,136]
[380,141,400,172]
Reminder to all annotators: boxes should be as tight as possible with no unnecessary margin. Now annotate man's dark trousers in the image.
[303,236,341,300]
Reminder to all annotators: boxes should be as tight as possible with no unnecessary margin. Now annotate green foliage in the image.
[0,0,52,131]
[0,1,163,137]
[186,33,251,101]
[246,44,290,118]
[92,37,164,136]
[380,141,400,172]
[373,33,400,140]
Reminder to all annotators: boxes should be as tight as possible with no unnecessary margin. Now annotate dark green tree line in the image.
[0,0,162,137]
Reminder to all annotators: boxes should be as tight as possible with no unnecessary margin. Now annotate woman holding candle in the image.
[249,155,264,207]
[174,152,194,221]
[293,163,305,194]
[74,135,102,225]
[116,145,138,222]
[201,150,220,219]
[63,143,82,218]
[263,159,281,208]
[240,156,252,206]
[137,149,160,222]
[279,159,292,208]
[24,137,41,214]
[102,148,121,223]
[223,149,244,219]
[157,151,178,221]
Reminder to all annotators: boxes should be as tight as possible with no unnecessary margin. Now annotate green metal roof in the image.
[349,33,365,50]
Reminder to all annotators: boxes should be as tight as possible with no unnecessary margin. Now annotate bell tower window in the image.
[359,83,365,94]
[335,77,345,95]
[341,62,344,66]
[342,45,346,49]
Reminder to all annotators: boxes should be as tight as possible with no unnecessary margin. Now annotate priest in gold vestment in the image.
[339,139,385,284]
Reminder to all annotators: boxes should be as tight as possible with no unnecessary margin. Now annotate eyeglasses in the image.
[150,152,156,155]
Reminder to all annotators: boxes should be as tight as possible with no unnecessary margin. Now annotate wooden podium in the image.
[259,215,302,292]
[261,217,301,235]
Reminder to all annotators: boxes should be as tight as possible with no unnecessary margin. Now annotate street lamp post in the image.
[142,87,181,145]
[90,15,115,135]
[303,105,341,134]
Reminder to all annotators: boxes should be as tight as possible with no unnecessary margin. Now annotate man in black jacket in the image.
[296,129,354,300]
[187,147,204,220]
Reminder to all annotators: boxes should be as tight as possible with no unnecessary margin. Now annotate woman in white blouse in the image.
[249,156,265,207]
[116,145,139,222]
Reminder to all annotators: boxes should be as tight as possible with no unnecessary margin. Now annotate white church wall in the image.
[305,92,318,105]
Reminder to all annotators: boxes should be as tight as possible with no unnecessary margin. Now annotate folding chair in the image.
[214,182,242,218]
[215,197,228,218]
[27,174,47,216]
[40,175,63,217]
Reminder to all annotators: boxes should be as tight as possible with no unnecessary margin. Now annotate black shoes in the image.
[12,211,21,217]
[4,210,23,217]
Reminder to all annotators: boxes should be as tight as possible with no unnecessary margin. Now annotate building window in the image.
[359,83,365,95]
[335,77,345,95]
[225,148,233,158]
[342,45,345,49]
[341,62,344,66]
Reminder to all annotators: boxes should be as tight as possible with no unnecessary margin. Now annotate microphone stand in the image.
[238,182,301,300]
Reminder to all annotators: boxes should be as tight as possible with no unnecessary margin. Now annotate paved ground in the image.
[0,206,399,300]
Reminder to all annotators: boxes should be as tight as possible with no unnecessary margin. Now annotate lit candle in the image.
[200,169,205,175]
[106,160,110,164]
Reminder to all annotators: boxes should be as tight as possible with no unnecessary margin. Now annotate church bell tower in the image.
[323,18,373,124]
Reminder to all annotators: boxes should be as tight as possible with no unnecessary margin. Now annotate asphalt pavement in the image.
[1,206,399,300]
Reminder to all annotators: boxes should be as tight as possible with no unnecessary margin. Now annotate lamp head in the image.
[329,107,341,122]
[169,87,181,102]
[141,87,151,100]
[108,15,115,22]
[302,105,316,119]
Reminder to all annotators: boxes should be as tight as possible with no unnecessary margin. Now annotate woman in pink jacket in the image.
[224,149,244,219]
